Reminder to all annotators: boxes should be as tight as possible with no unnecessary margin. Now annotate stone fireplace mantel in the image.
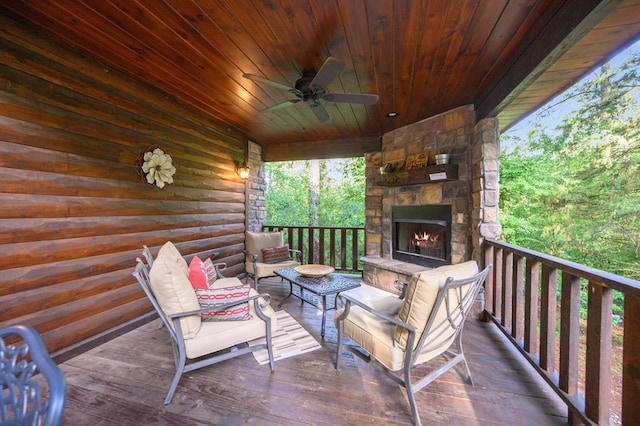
[363,104,501,292]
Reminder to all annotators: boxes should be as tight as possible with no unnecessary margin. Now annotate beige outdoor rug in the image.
[250,310,321,365]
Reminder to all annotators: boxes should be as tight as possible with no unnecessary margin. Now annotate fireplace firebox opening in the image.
[392,205,452,268]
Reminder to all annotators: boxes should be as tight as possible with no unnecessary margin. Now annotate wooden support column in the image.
[623,295,640,424]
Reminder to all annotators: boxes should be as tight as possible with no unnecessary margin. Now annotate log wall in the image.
[0,15,249,356]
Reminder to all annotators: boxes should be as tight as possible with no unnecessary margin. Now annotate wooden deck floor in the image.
[58,276,568,425]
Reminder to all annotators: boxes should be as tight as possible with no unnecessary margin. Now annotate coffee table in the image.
[274,267,361,338]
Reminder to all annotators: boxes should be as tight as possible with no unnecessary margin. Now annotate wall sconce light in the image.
[236,162,250,180]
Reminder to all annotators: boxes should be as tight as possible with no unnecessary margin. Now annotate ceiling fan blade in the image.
[324,93,379,105]
[242,73,296,92]
[310,57,345,89]
[261,99,302,112]
[309,102,330,122]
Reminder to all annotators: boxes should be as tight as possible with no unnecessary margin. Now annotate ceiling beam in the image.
[476,0,622,120]
[261,136,382,162]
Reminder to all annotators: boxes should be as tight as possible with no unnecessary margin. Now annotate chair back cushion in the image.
[245,231,284,263]
[149,242,201,339]
[158,240,188,275]
[394,261,478,349]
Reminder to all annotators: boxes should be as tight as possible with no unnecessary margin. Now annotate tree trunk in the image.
[308,159,320,263]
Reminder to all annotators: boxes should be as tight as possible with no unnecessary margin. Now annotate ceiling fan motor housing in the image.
[295,73,325,101]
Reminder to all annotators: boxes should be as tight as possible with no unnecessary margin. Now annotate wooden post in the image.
[623,295,640,424]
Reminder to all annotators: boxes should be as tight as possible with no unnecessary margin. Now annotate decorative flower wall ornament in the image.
[141,148,176,188]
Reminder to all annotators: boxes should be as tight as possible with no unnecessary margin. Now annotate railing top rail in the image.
[263,225,365,231]
[485,238,640,296]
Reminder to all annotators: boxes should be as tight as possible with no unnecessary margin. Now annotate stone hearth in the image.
[363,104,501,296]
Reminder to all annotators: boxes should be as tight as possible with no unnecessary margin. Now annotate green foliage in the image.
[501,51,640,320]
[264,158,365,227]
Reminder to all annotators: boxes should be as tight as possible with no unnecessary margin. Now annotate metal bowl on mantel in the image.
[294,264,335,278]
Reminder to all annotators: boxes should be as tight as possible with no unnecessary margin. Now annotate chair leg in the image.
[266,321,275,372]
[335,319,344,370]
[404,364,422,426]
[455,333,474,385]
[164,350,186,405]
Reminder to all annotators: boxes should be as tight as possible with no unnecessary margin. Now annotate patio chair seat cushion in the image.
[335,284,406,371]
[394,261,479,351]
[248,259,301,278]
[184,288,278,359]
[149,242,201,339]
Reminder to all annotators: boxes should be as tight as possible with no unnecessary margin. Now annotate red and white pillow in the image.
[195,284,253,321]
[187,256,219,289]
[202,258,218,285]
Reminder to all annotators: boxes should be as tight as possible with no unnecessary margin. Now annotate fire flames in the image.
[412,232,439,247]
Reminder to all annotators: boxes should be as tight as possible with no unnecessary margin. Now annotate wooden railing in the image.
[483,239,640,425]
[262,225,365,274]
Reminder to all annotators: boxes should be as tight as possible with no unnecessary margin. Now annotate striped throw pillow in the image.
[195,284,252,321]
[262,244,292,264]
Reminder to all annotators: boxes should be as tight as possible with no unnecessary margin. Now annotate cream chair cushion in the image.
[394,261,479,350]
[246,231,284,263]
[157,240,188,275]
[245,231,300,276]
[185,288,278,358]
[335,285,406,371]
[149,242,201,339]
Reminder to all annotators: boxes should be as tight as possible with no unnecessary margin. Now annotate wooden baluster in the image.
[512,254,524,340]
[502,251,513,329]
[540,265,557,373]
[559,271,581,424]
[585,281,612,424]
[524,259,539,354]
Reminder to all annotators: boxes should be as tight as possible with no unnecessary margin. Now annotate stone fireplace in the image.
[362,105,501,294]
[392,205,451,267]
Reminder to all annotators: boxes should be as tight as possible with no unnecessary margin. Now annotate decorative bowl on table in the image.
[294,264,335,278]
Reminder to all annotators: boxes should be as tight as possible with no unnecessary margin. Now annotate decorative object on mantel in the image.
[435,153,450,165]
[379,160,404,174]
[141,148,176,188]
[379,163,393,174]
[376,164,458,187]
[405,153,429,170]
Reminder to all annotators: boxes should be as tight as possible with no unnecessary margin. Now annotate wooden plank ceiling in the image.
[3,0,639,161]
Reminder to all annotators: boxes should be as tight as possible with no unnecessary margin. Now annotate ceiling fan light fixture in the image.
[386,111,399,118]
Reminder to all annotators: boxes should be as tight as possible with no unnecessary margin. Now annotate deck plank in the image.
[57,276,567,425]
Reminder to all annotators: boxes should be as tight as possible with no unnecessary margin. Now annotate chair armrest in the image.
[394,279,410,299]
[288,248,302,263]
[211,262,228,278]
[337,292,416,333]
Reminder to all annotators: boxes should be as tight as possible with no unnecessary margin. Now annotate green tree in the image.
[501,52,640,318]
[264,157,365,228]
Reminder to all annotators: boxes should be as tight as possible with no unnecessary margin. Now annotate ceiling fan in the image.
[242,57,379,122]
